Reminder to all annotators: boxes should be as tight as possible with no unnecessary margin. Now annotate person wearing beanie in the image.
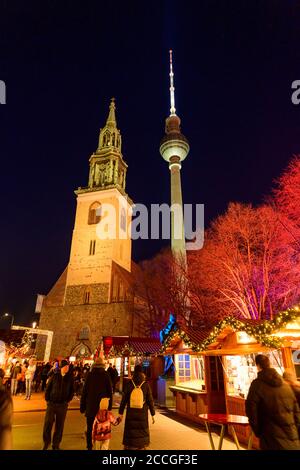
[246,354,300,450]
[42,359,74,450]
[80,356,113,450]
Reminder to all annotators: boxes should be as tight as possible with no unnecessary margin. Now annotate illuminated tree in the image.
[188,202,300,320]
[132,249,192,334]
[273,154,300,252]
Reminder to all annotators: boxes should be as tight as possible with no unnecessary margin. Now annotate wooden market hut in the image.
[161,307,300,447]
[102,336,163,398]
[161,322,213,423]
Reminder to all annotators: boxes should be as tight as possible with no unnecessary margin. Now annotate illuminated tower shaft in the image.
[160,51,190,259]
[170,157,184,254]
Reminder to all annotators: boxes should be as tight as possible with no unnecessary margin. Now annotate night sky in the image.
[1,1,300,325]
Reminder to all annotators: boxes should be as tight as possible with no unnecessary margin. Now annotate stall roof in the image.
[162,322,212,354]
[162,308,300,354]
[103,336,161,356]
[184,327,212,345]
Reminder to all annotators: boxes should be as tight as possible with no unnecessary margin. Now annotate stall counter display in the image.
[170,353,208,423]
[224,350,283,399]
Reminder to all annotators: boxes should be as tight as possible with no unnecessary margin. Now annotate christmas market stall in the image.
[0,329,37,389]
[160,316,211,423]
[192,307,300,447]
[101,336,163,398]
[160,307,300,446]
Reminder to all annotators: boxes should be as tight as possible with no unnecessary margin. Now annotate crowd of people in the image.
[2,359,98,399]
[0,353,300,450]
[1,355,156,451]
[40,357,154,451]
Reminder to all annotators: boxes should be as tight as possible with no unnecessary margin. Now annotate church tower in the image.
[65,98,132,306]
[37,99,136,360]
[159,51,189,260]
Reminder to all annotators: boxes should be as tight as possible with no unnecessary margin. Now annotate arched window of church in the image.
[120,207,126,232]
[112,133,115,146]
[112,275,118,302]
[88,202,101,225]
[79,325,90,340]
[119,282,124,301]
[103,131,110,146]
[83,290,90,305]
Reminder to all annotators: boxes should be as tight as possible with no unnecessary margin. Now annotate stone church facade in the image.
[36,99,144,360]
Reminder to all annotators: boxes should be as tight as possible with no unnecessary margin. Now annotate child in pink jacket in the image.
[92,398,120,450]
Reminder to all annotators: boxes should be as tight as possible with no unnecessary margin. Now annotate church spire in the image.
[169,50,176,116]
[82,98,127,194]
[106,97,117,128]
[97,98,121,153]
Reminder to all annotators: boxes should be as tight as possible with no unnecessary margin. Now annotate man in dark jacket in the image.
[246,354,300,450]
[42,359,74,450]
[80,357,112,450]
[112,365,119,393]
[10,361,21,395]
[107,364,119,394]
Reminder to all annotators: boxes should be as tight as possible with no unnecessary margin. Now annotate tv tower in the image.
[159,50,190,260]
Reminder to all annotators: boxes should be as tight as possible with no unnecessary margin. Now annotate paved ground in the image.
[12,392,243,451]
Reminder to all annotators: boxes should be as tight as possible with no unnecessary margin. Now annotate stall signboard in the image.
[236,332,257,344]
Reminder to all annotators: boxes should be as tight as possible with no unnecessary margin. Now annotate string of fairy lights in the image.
[161,306,300,353]
[107,343,135,358]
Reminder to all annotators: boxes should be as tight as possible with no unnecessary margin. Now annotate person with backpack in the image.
[118,364,155,450]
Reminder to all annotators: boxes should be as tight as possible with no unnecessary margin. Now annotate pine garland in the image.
[161,306,300,353]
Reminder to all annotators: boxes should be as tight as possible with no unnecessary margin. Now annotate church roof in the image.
[111,260,148,301]
[44,267,68,307]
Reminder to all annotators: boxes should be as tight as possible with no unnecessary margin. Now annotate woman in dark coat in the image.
[118,365,155,450]
[80,357,113,450]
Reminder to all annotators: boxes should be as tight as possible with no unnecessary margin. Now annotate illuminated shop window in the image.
[175,354,206,391]
[178,354,191,380]
[225,350,283,398]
